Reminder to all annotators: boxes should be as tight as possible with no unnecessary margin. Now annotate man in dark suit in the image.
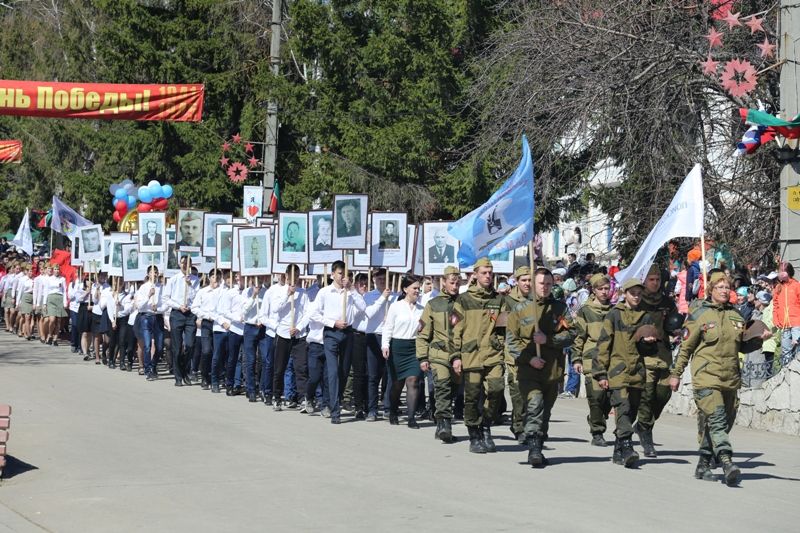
[336,201,361,238]
[379,221,400,250]
[428,229,454,263]
[143,220,163,247]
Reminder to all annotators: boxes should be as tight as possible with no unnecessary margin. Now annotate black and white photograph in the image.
[215,223,234,270]
[422,221,459,275]
[277,211,308,265]
[78,224,105,263]
[332,194,368,249]
[137,212,167,253]
[177,209,204,251]
[371,212,407,267]
[105,233,133,277]
[70,236,82,266]
[203,212,233,257]
[166,241,200,277]
[308,210,342,264]
[121,243,146,282]
[390,225,416,274]
[238,227,272,276]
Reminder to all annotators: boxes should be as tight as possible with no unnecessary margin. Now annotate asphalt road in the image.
[0,334,798,532]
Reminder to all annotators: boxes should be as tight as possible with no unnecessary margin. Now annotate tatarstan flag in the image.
[268,180,281,214]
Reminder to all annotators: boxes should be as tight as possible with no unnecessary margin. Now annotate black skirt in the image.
[91,310,112,334]
[77,303,92,334]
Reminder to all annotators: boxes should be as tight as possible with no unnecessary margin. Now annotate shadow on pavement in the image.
[1,456,39,480]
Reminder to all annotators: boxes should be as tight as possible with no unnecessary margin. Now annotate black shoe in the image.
[407,417,420,429]
[287,400,298,409]
[263,397,273,406]
[355,410,366,420]
[226,388,235,397]
[612,439,623,465]
[695,455,715,481]
[248,393,258,403]
[108,363,116,369]
[434,419,445,440]
[233,385,244,396]
[591,434,607,447]
[440,419,454,443]
[201,381,210,390]
[635,423,657,458]
[618,438,639,468]
[528,437,546,467]
[468,427,488,454]
[174,381,183,387]
[211,384,221,393]
[719,453,740,486]
[146,373,157,381]
[119,363,127,371]
[331,417,341,425]
[366,412,377,422]
[482,426,497,453]
[389,412,400,425]
[182,376,192,386]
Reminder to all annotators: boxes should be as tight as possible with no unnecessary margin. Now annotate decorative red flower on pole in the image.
[227,162,249,183]
[720,59,757,98]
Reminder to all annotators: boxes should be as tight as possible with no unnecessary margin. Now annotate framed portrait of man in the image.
[238,227,272,276]
[78,224,105,263]
[371,212,407,267]
[177,209,204,252]
[231,225,247,273]
[138,212,167,254]
[308,210,342,265]
[202,213,233,257]
[277,211,309,265]
[105,232,133,277]
[332,194,368,250]
[166,240,201,277]
[422,221,459,276]
[121,243,146,282]
[390,224,416,274]
[215,223,234,270]
[271,225,306,275]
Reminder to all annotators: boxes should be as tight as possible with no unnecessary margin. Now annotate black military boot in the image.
[612,439,623,464]
[590,433,607,447]
[635,423,657,458]
[441,419,454,443]
[468,426,488,454]
[719,452,740,486]
[694,455,715,481]
[527,437,546,467]
[482,426,497,453]
[434,419,444,440]
[619,438,639,468]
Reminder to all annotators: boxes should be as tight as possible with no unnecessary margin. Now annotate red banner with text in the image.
[0,80,204,122]
[0,140,22,163]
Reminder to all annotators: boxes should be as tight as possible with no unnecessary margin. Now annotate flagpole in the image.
[528,240,541,359]
[700,233,708,297]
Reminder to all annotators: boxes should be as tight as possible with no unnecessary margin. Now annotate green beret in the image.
[473,257,493,270]
[443,266,460,276]
[513,266,531,278]
[621,278,645,292]
[590,273,610,288]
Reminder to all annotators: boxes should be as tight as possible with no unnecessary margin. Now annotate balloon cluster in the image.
[109,179,174,223]
[137,180,173,214]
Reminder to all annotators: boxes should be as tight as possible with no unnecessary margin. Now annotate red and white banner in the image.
[0,139,21,163]
[0,80,204,122]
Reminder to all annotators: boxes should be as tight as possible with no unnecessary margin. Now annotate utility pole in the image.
[263,0,282,205]
[780,1,800,267]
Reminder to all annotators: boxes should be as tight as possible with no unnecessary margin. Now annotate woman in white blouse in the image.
[43,264,69,345]
[15,264,34,340]
[382,275,425,428]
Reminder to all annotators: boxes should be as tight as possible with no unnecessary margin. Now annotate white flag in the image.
[12,208,33,256]
[51,196,92,240]
[615,164,704,285]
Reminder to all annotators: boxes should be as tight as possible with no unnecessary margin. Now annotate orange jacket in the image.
[773,278,800,328]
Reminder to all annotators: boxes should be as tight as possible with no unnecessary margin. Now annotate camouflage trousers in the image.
[431,361,461,419]
[636,367,672,432]
[610,387,642,439]
[463,364,504,428]
[584,375,612,436]
[694,388,738,458]
[519,379,559,441]
[506,363,524,435]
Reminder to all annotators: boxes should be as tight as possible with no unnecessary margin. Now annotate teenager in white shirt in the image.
[43,264,68,346]
[192,269,223,390]
[135,266,168,380]
[2,263,21,333]
[164,256,200,386]
[241,275,267,402]
[15,265,34,340]
[382,275,425,428]
[67,274,87,353]
[256,275,286,403]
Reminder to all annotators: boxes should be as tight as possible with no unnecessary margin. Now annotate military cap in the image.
[443,266,460,276]
[709,271,729,287]
[181,211,201,222]
[646,263,661,278]
[473,257,493,269]
[513,266,531,278]
[621,278,645,292]
[590,273,610,288]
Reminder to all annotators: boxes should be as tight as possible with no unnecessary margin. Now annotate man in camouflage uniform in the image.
[504,266,532,443]
[417,266,462,443]
[452,257,506,454]
[635,263,678,457]
[670,272,766,486]
[571,273,613,447]
[593,278,659,468]
[507,267,576,467]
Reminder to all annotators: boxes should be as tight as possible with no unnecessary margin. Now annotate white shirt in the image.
[382,298,424,349]
[135,281,168,315]
[258,282,287,337]
[67,279,87,312]
[420,289,439,307]
[302,298,324,344]
[217,285,245,336]
[33,276,46,308]
[15,275,32,306]
[305,283,321,302]
[274,287,311,339]
[91,282,112,316]
[115,288,135,320]
[354,289,394,334]
[242,285,266,326]
[191,285,224,322]
[310,283,366,328]
[43,275,66,296]
[164,271,200,311]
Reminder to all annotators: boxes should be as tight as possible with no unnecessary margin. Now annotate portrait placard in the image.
[166,240,201,277]
[370,212,407,267]
[277,211,309,265]
[238,227,272,276]
[202,213,233,257]
[412,224,424,275]
[308,210,342,264]
[256,216,274,227]
[422,221,459,276]
[70,236,82,266]
[390,224,416,274]
[231,225,246,273]
[271,224,306,275]
[121,243,146,282]
[177,209,204,252]
[137,212,167,253]
[243,185,263,224]
[488,249,516,274]
[215,223,234,270]
[332,194,368,249]
[78,224,105,263]
[105,232,133,277]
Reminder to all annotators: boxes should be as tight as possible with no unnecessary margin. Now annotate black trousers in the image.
[199,319,214,383]
[274,336,309,402]
[117,319,135,365]
[170,310,197,381]
[351,331,368,411]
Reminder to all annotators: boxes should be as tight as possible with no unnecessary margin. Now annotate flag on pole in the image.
[268,181,281,214]
[11,208,33,256]
[614,164,705,285]
[448,135,535,267]
[51,196,92,239]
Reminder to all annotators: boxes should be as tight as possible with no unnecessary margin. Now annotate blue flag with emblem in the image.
[448,135,534,268]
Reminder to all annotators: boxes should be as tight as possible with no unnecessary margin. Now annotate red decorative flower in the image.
[720,59,757,98]
[248,156,260,168]
[227,162,249,183]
